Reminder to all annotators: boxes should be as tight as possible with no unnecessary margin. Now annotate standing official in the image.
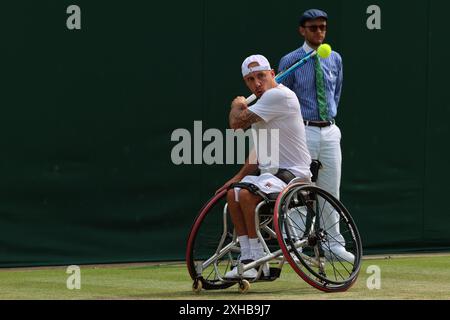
[278,9,353,262]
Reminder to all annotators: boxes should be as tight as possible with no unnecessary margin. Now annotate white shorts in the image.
[234,173,287,202]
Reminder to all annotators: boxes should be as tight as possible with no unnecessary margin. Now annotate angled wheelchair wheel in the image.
[186,190,238,290]
[274,183,363,292]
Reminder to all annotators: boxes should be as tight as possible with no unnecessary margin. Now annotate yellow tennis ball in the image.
[317,44,332,58]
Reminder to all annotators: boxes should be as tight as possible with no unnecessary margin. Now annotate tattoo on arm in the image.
[229,108,263,130]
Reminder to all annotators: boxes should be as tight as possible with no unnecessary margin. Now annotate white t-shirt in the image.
[248,84,311,179]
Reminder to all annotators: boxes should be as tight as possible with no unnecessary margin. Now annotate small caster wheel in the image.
[238,279,250,294]
[192,279,202,293]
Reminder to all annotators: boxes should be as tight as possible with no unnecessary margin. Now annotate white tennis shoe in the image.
[224,259,269,279]
[224,265,258,279]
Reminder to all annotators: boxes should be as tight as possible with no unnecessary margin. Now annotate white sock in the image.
[238,235,251,260]
[249,238,264,260]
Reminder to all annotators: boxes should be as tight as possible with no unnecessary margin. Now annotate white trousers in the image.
[305,124,344,246]
[305,124,342,198]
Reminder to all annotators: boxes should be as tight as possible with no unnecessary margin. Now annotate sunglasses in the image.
[303,24,327,32]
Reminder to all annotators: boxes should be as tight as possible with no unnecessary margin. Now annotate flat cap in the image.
[299,9,328,26]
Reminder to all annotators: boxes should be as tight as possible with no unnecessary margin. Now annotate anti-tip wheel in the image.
[192,279,202,293]
[238,280,250,294]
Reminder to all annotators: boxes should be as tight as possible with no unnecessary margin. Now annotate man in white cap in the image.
[218,54,311,279]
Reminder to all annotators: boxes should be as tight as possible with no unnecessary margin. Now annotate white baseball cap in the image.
[241,54,272,78]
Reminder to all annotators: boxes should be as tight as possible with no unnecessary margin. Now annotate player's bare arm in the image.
[229,96,263,130]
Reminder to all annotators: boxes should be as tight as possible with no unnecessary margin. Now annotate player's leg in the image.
[225,189,263,279]
[224,187,267,279]
[239,189,269,276]
[238,189,262,239]
[227,189,248,236]
[226,189,252,262]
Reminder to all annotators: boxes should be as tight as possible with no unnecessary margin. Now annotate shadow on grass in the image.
[123,285,320,300]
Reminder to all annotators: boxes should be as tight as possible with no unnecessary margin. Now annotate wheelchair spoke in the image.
[188,182,362,293]
[275,184,363,292]
[322,240,352,279]
[186,192,239,290]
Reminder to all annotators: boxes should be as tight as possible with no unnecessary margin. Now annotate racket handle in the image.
[245,94,257,105]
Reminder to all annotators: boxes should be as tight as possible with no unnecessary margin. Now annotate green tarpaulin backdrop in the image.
[0,0,449,267]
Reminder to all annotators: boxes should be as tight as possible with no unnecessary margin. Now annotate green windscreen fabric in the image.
[0,0,449,267]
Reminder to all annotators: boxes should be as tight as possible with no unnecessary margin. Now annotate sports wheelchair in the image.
[186,161,363,293]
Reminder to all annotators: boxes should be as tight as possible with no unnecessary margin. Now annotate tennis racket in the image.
[245,50,318,105]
